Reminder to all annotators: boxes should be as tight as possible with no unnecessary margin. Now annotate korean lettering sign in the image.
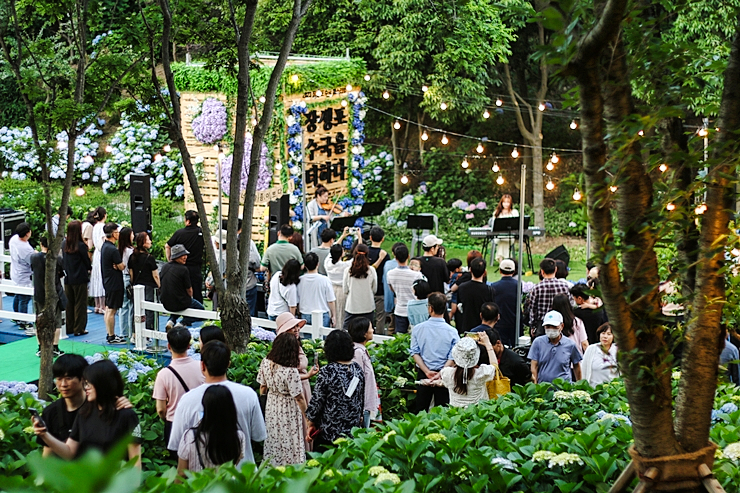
[302,105,349,196]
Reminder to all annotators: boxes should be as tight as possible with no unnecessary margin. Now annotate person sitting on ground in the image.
[528,310,582,384]
[407,279,432,328]
[30,236,65,354]
[348,317,380,428]
[297,252,336,327]
[168,341,266,465]
[386,244,424,334]
[153,326,205,453]
[34,360,142,466]
[581,322,619,387]
[177,385,245,475]
[161,244,205,330]
[266,258,302,320]
[439,333,497,408]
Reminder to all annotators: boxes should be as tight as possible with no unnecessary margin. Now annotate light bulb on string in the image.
[394,120,401,130]
[570,120,578,130]
[441,134,449,145]
[421,130,429,141]
[695,204,707,215]
[251,118,258,126]
[401,174,409,185]
[666,203,676,211]
[315,90,323,97]
[382,90,390,99]
[495,99,503,107]
[551,153,559,164]
[364,74,371,81]
[163,144,171,153]
[105,145,113,153]
[546,162,555,171]
[213,144,220,153]
[610,185,618,193]
[259,96,266,103]
[75,187,85,197]
[546,179,555,191]
[483,109,490,119]
[422,85,428,92]
[572,189,582,201]
[496,175,505,185]
[290,74,299,83]
[461,158,469,169]
[659,163,668,172]
[154,154,162,162]
[275,162,282,170]
[492,161,500,173]
[698,128,708,137]
[511,147,519,159]
[341,100,347,107]
[538,103,546,112]
[440,102,448,110]
[84,155,94,164]
[218,151,225,162]
[476,143,484,154]
[638,130,644,136]
[346,84,353,91]
[57,141,67,150]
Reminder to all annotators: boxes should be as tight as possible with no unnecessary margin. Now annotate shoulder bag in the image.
[486,365,511,399]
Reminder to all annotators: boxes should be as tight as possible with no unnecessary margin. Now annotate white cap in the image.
[542,310,563,327]
[422,234,443,248]
[499,259,516,273]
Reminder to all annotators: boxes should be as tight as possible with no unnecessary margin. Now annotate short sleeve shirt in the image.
[36,398,79,447]
[100,241,124,292]
[368,246,389,295]
[527,336,582,383]
[128,252,159,287]
[261,241,302,273]
[69,407,141,458]
[152,357,206,421]
[160,261,192,311]
[386,267,424,317]
[167,225,205,266]
[296,273,335,314]
[414,256,449,294]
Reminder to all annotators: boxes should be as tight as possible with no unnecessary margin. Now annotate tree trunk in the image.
[530,137,543,228]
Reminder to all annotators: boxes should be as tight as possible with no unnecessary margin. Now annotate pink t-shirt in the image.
[153,357,205,421]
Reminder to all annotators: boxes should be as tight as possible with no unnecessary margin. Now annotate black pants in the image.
[65,283,88,335]
[143,285,156,330]
[187,265,204,305]
[414,368,449,413]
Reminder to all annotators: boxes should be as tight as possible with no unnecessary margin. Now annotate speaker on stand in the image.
[130,173,152,236]
[268,194,289,246]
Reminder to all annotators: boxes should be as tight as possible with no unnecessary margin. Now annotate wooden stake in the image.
[698,464,726,493]
[609,461,636,493]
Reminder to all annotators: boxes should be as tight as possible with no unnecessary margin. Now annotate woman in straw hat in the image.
[439,332,498,408]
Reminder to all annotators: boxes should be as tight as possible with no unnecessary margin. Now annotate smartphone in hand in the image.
[314,351,319,367]
[29,408,45,428]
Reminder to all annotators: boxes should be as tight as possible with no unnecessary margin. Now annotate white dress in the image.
[490,209,520,261]
[324,256,351,324]
[89,222,106,297]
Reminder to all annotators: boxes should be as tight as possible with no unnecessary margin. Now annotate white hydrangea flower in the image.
[374,472,400,485]
[548,453,583,468]
[368,466,389,476]
[724,442,740,461]
[532,451,557,462]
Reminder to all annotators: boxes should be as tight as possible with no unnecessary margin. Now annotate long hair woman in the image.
[128,232,160,331]
[177,385,244,475]
[551,293,588,355]
[257,332,308,465]
[34,360,142,465]
[342,243,377,330]
[325,243,351,324]
[117,227,135,338]
[266,258,301,319]
[63,220,92,336]
[490,194,519,262]
[440,333,497,408]
[89,206,108,314]
[348,317,380,428]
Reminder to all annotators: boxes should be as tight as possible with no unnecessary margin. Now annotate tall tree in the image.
[0,0,145,397]
[142,0,313,352]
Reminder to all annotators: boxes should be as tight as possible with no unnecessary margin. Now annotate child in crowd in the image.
[409,259,422,272]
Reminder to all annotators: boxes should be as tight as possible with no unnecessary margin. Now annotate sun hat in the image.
[275,312,307,336]
[542,310,564,327]
[451,337,481,384]
[213,230,228,245]
[170,244,190,260]
[499,259,516,274]
[422,234,444,248]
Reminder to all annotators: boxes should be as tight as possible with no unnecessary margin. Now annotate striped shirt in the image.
[386,266,424,317]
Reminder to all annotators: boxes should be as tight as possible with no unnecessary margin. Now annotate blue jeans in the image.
[300,311,331,327]
[245,286,258,317]
[13,294,32,322]
[168,298,205,326]
[363,410,371,429]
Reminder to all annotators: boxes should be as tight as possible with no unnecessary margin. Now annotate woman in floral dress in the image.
[257,332,307,466]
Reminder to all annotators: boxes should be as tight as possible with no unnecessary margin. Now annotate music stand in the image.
[330,215,359,231]
[358,201,386,217]
[408,214,437,257]
[490,215,534,272]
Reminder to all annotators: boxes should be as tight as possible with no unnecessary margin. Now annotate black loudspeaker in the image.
[545,245,570,266]
[268,194,289,245]
[0,208,26,250]
[130,173,152,235]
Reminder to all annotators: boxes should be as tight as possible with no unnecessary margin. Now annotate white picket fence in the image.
[132,284,393,350]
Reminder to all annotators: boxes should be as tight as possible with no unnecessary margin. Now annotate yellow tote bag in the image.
[486,365,511,399]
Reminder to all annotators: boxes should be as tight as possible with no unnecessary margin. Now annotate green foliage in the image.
[0,76,28,127]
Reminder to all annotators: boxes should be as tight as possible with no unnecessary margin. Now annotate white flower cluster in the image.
[548,452,584,468]
[491,457,517,470]
[724,442,740,461]
[553,390,592,402]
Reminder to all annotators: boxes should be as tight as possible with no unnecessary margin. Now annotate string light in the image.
[315,90,322,97]
[551,153,560,164]
[364,74,371,81]
[218,151,225,162]
[695,204,707,215]
[572,188,582,201]
[259,96,266,103]
[538,103,546,112]
[546,162,555,171]
[511,147,519,159]
[638,130,644,136]
[382,90,390,99]
[546,179,555,191]
[570,120,578,130]
[610,185,618,193]
[290,74,299,83]
[275,162,282,170]
[698,128,708,137]
[154,154,162,162]
[492,161,500,173]
[394,120,401,130]
[57,141,67,150]
[422,85,428,92]
[163,144,171,153]
[496,175,505,185]
[483,109,490,119]
[421,130,429,141]
[441,134,449,145]
[666,203,676,211]
[476,143,484,154]
[213,144,220,152]
[659,163,668,172]
[341,100,347,107]
[346,84,353,91]
[401,174,409,184]
[251,118,258,126]
[440,102,448,110]
[105,145,113,153]
[461,158,469,169]
[495,99,503,107]
[83,155,94,164]
[75,187,85,197]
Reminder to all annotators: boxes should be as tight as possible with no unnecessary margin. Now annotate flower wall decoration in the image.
[219,133,272,196]
[191,98,228,145]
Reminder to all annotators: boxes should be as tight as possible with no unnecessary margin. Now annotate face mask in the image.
[545,329,560,339]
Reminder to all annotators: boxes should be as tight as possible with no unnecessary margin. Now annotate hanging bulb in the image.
[695,204,706,215]
[441,134,449,145]
[218,151,225,162]
[546,179,555,191]
[496,99,503,107]
[290,74,299,83]
[422,85,428,92]
[496,175,505,185]
[546,162,555,171]
[461,158,469,169]
[570,120,578,130]
[476,143,484,154]
[346,84,353,91]
[698,128,708,137]
[163,144,171,153]
[551,153,559,164]
[315,89,323,97]
[421,130,429,141]
[275,162,283,170]
[259,96,266,103]
[364,74,371,81]
[382,90,390,99]
[394,120,401,130]
[492,161,500,173]
[251,118,258,126]
[341,100,347,107]
[440,102,448,110]
[659,163,668,172]
[572,189,582,201]
[538,103,546,112]
[105,145,113,153]
[483,109,490,119]
[154,154,162,162]
[213,144,220,152]
[75,187,85,197]
[83,155,93,164]
[401,174,409,184]
[511,147,519,159]
[666,203,676,211]
[638,130,644,136]
[610,185,618,193]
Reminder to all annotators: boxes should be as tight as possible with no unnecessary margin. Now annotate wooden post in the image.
[609,460,636,493]
[698,464,727,493]
[632,468,659,493]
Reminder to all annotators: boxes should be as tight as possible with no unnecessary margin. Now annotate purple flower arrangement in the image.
[192,98,228,145]
[220,133,272,195]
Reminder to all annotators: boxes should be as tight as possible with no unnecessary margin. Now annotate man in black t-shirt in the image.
[414,234,449,295]
[570,283,607,344]
[166,210,205,305]
[100,223,126,344]
[367,226,390,333]
[456,258,495,334]
[160,244,205,329]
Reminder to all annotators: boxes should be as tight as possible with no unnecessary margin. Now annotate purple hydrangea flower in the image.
[192,98,228,144]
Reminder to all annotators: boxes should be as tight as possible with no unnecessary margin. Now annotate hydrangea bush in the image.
[362,149,395,203]
[191,98,228,145]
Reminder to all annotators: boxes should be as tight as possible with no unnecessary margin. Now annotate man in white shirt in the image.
[386,244,423,334]
[168,341,266,465]
[297,252,337,327]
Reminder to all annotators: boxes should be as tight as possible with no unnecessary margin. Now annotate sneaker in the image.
[53,347,65,357]
[107,335,126,345]
[25,326,37,336]
[165,320,175,332]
